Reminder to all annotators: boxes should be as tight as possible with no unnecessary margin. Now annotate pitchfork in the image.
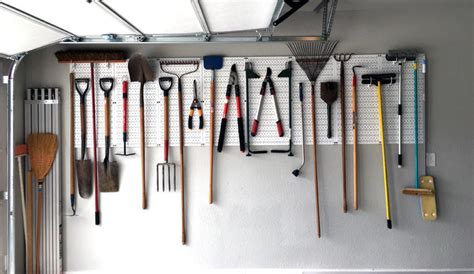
[157,77,176,192]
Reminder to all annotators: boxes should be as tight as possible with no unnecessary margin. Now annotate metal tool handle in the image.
[209,75,216,204]
[269,80,284,137]
[139,82,146,210]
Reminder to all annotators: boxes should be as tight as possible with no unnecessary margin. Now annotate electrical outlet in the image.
[2,75,7,84]
[426,152,436,167]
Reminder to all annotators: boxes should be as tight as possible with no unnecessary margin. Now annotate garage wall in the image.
[12,1,474,272]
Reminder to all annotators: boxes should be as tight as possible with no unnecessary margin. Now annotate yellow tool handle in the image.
[376,82,392,228]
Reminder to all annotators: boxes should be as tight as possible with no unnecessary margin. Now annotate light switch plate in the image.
[426,153,436,167]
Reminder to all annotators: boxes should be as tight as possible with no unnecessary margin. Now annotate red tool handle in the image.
[251,119,259,136]
[235,86,245,152]
[122,81,128,140]
[276,120,283,137]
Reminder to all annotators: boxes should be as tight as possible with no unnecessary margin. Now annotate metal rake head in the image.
[287,40,338,82]
[157,162,176,192]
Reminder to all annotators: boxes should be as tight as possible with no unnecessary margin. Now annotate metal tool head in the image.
[203,55,224,70]
[76,160,92,198]
[128,54,154,83]
[320,82,338,104]
[334,53,353,62]
[278,60,292,78]
[245,62,260,79]
[98,160,120,192]
[265,67,272,78]
[156,162,176,192]
[228,64,238,85]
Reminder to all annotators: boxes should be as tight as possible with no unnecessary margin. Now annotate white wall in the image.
[9,1,474,272]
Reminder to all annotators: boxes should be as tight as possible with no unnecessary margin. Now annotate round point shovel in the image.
[75,78,93,198]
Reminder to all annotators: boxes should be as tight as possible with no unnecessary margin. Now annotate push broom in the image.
[56,50,127,224]
[288,40,338,237]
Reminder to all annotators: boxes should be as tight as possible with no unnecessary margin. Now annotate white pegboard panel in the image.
[72,54,425,148]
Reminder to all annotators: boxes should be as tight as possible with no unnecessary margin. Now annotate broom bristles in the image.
[288,40,338,82]
[27,133,58,181]
[55,50,127,63]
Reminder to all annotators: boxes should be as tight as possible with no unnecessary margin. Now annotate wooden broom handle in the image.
[340,63,347,213]
[209,77,215,204]
[352,74,358,210]
[35,181,44,274]
[311,83,321,238]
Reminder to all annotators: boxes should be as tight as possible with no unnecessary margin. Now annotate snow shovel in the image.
[128,53,155,209]
[98,78,120,192]
[75,78,93,198]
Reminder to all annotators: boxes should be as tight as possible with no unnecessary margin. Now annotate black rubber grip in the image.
[398,154,402,166]
[398,104,402,115]
[199,116,204,129]
[217,118,227,152]
[123,132,127,143]
[188,115,193,130]
[237,117,245,152]
[95,211,100,225]
[387,219,392,229]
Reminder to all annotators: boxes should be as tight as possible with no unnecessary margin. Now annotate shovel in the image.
[320,81,338,139]
[128,54,155,209]
[98,78,120,192]
[75,78,92,198]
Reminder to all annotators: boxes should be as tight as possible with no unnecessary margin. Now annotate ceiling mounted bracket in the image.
[272,0,309,27]
[317,0,338,39]
[191,0,211,38]
[91,0,147,40]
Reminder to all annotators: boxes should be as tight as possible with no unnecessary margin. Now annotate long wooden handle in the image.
[163,94,169,161]
[140,85,146,209]
[311,84,321,238]
[209,78,215,204]
[27,171,33,274]
[340,73,347,213]
[352,75,358,210]
[69,73,76,213]
[104,95,111,137]
[177,80,186,245]
[35,181,44,274]
[16,157,27,244]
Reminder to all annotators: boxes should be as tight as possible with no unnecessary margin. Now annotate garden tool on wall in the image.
[288,40,339,238]
[128,53,155,210]
[245,60,267,156]
[55,50,127,224]
[160,59,200,245]
[157,77,176,192]
[217,64,245,152]
[386,49,417,168]
[27,133,58,274]
[188,80,204,130]
[271,60,294,156]
[14,144,28,254]
[292,83,306,177]
[204,55,223,204]
[402,58,437,221]
[98,78,120,192]
[320,81,338,139]
[74,78,92,199]
[362,73,396,229]
[351,65,363,210]
[251,68,284,137]
[116,80,136,157]
[334,53,352,213]
[69,73,77,215]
